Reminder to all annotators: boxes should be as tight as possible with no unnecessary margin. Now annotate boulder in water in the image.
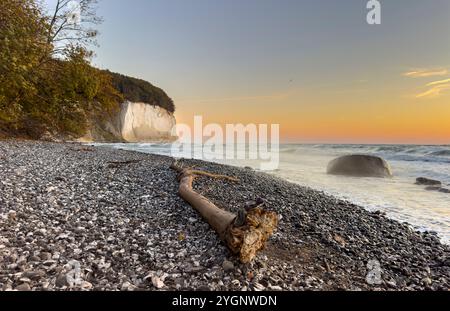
[415,177,442,186]
[424,185,450,194]
[327,155,392,178]
[425,186,441,191]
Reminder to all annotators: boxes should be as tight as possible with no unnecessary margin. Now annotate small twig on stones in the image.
[107,160,142,168]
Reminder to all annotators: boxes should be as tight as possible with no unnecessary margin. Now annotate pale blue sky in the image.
[43,0,450,143]
[88,0,449,98]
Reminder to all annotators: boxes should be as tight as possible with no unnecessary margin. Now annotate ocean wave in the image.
[279,147,299,153]
[374,145,435,154]
[429,150,450,157]
[310,144,450,163]
[387,154,450,164]
[303,144,450,164]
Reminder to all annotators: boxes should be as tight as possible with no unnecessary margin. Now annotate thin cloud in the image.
[416,81,450,99]
[426,78,450,86]
[404,68,448,78]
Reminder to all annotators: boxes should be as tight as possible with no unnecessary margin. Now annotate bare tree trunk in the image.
[171,160,278,263]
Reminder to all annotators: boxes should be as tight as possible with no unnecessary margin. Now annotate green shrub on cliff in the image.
[23,48,123,138]
[108,71,175,113]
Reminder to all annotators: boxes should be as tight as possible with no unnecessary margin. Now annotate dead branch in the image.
[69,147,94,152]
[171,160,278,263]
[47,0,102,57]
[107,160,142,168]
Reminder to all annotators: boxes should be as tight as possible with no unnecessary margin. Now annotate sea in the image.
[92,143,450,244]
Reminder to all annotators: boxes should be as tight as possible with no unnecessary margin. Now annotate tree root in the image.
[171,160,278,263]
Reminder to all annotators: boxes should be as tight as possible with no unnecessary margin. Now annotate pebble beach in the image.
[0,141,449,291]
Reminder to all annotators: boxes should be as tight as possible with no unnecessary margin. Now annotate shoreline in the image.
[91,142,450,244]
[0,140,449,291]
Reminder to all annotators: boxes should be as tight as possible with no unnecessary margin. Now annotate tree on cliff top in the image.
[45,0,101,57]
[0,0,121,138]
[108,71,175,113]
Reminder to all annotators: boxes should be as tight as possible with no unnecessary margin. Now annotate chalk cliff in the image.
[79,101,176,143]
[119,101,176,142]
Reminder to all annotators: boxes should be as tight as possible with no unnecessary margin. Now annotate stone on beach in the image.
[151,276,165,289]
[416,177,442,186]
[15,283,31,291]
[222,260,235,273]
[424,186,450,194]
[327,155,392,178]
[425,186,441,191]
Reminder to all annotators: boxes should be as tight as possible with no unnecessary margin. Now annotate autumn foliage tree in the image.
[0,0,122,138]
[0,0,49,126]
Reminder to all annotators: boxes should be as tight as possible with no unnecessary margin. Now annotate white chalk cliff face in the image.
[80,101,176,142]
[118,101,176,142]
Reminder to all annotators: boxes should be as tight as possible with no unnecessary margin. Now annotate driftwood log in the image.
[171,160,278,263]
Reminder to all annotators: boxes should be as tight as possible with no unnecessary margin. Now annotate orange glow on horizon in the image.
[174,89,450,145]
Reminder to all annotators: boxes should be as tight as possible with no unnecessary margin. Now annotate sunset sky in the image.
[46,0,450,144]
